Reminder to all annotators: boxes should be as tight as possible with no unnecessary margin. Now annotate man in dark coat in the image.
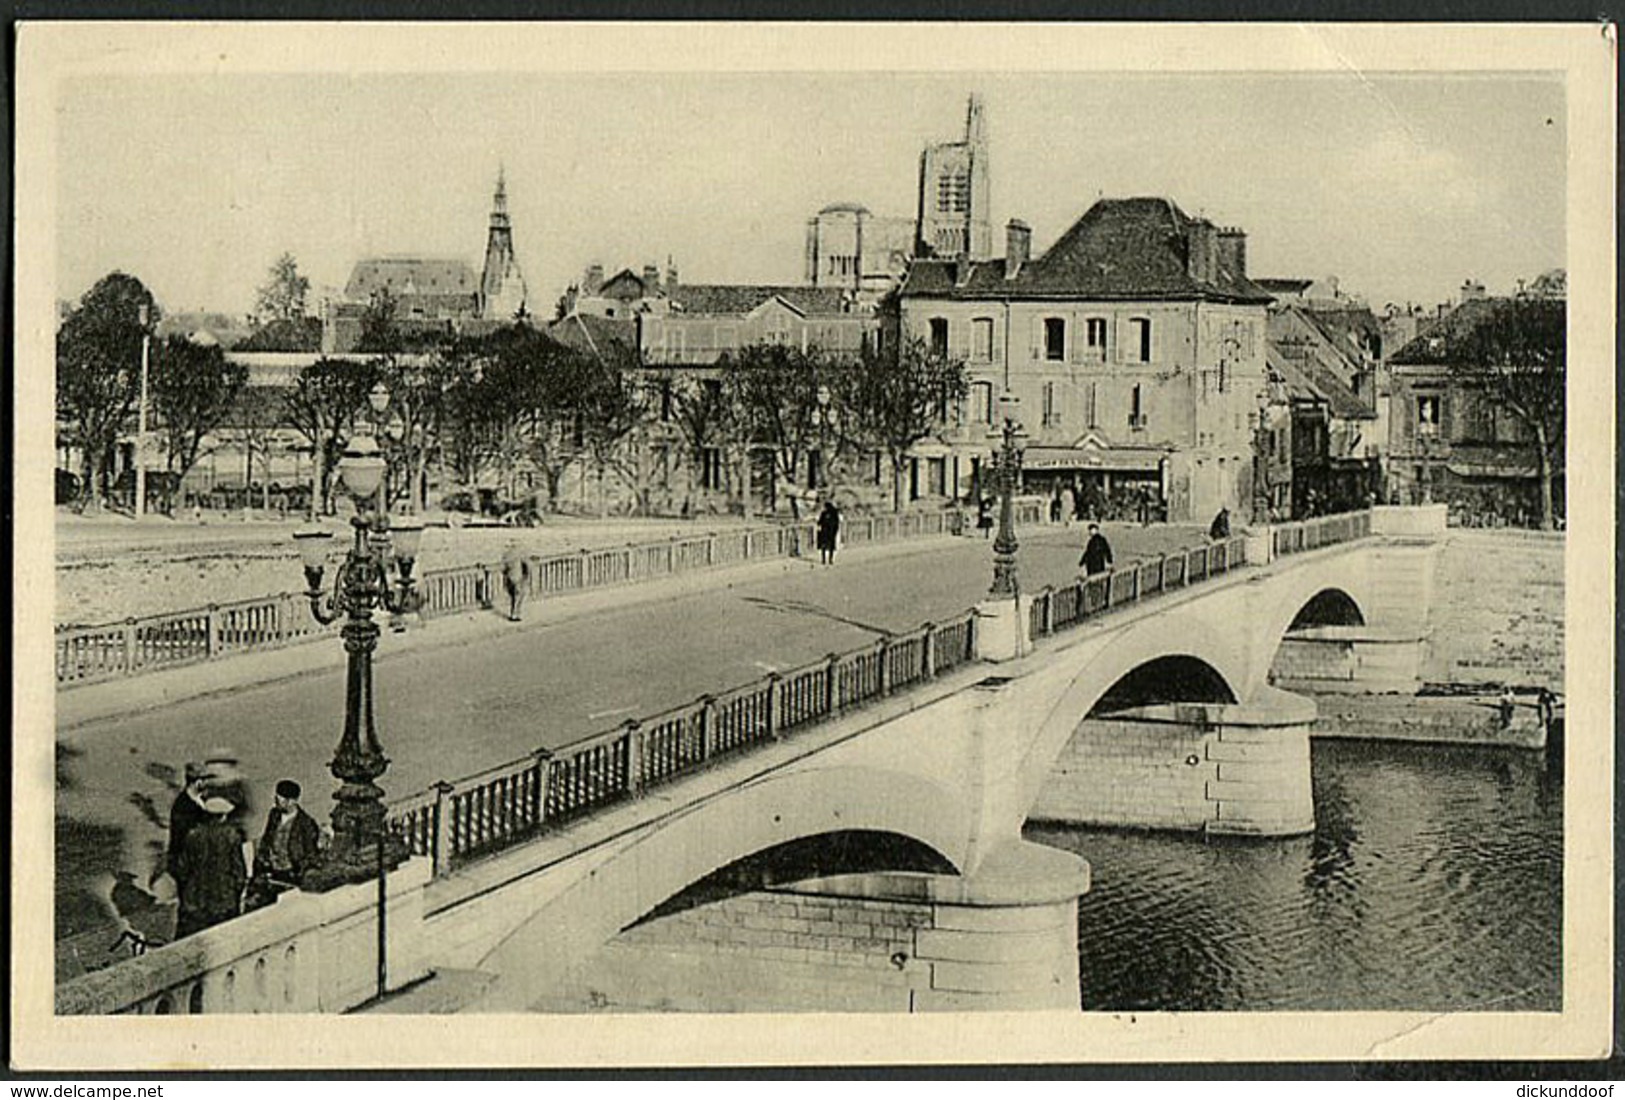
[252,779,322,899]
[174,797,247,938]
[163,762,212,886]
[815,501,842,565]
[1079,523,1114,576]
[1209,507,1231,541]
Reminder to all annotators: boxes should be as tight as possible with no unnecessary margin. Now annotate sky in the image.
[54,70,1565,320]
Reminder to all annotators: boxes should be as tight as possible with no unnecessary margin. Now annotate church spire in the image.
[480,166,526,320]
[490,165,510,230]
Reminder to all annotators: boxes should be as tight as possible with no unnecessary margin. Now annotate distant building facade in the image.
[639,284,874,367]
[898,197,1272,523]
[803,203,915,299]
[323,170,525,352]
[1386,295,1563,524]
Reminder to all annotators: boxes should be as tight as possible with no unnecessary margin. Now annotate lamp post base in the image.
[301,831,411,894]
[976,595,1031,662]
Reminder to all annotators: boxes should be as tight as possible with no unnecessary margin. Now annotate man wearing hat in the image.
[163,762,213,888]
[251,779,322,904]
[173,796,247,938]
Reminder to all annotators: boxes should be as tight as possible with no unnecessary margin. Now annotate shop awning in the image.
[1022,445,1168,473]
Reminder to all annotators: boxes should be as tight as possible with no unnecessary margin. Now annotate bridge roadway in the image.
[55,521,1204,945]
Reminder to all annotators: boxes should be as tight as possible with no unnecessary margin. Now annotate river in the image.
[1029,735,1563,1012]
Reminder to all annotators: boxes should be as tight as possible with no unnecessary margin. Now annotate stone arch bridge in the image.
[61,507,1443,1016]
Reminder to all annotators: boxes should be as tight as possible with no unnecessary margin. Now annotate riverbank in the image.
[1307,691,1549,750]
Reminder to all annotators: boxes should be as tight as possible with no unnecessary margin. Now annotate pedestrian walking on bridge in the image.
[501,539,530,622]
[816,500,842,566]
[1080,523,1114,576]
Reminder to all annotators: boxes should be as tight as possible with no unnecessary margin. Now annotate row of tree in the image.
[55,269,972,518]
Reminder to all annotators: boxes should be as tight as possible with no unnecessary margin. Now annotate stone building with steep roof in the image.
[898,196,1273,522]
[1386,295,1563,523]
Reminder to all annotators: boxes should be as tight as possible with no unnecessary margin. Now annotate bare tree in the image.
[671,374,737,508]
[282,358,381,517]
[843,336,969,512]
[719,342,829,519]
[1453,296,1565,529]
[149,335,248,514]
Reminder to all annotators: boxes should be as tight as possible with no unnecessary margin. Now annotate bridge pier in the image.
[572,838,1090,1013]
[1030,685,1316,837]
[1273,625,1426,694]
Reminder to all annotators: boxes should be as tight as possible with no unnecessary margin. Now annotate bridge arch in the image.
[1013,602,1249,820]
[476,764,969,997]
[1090,653,1238,715]
[1286,587,1366,630]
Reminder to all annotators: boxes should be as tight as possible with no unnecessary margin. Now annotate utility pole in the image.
[135,304,152,518]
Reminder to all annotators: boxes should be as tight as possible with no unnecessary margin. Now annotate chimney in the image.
[584,264,604,295]
[666,256,679,290]
[1005,219,1031,279]
[1216,227,1247,281]
[1186,220,1219,285]
[643,264,661,291]
[1460,279,1485,301]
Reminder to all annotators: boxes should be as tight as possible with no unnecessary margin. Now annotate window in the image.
[1087,382,1098,428]
[1042,382,1059,426]
[1417,395,1442,436]
[972,317,995,361]
[1044,318,1066,361]
[700,446,723,491]
[1085,318,1108,354]
[1129,318,1152,363]
[969,381,993,425]
[937,169,970,214]
[1130,384,1146,429]
[659,379,673,422]
[929,318,949,358]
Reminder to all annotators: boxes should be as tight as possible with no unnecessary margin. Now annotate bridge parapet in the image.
[56,858,432,1016]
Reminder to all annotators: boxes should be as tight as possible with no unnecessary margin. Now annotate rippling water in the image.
[1028,738,1563,1012]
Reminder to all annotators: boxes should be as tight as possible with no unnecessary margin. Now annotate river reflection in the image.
[1028,738,1563,1012]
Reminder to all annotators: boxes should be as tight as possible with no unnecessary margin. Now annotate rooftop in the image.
[900,197,1273,304]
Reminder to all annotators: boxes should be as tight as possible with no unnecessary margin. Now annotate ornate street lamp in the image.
[1251,388,1273,525]
[1418,415,1437,505]
[292,397,423,895]
[814,382,833,491]
[988,392,1026,598]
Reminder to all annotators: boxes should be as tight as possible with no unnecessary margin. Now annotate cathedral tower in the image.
[915,94,993,261]
[480,167,529,320]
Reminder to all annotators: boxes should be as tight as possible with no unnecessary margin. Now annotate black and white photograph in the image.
[12,21,1615,1070]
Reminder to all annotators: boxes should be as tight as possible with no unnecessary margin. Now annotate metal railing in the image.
[1271,510,1372,558]
[57,508,983,688]
[1028,536,1248,641]
[383,609,983,877]
[385,513,1368,880]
